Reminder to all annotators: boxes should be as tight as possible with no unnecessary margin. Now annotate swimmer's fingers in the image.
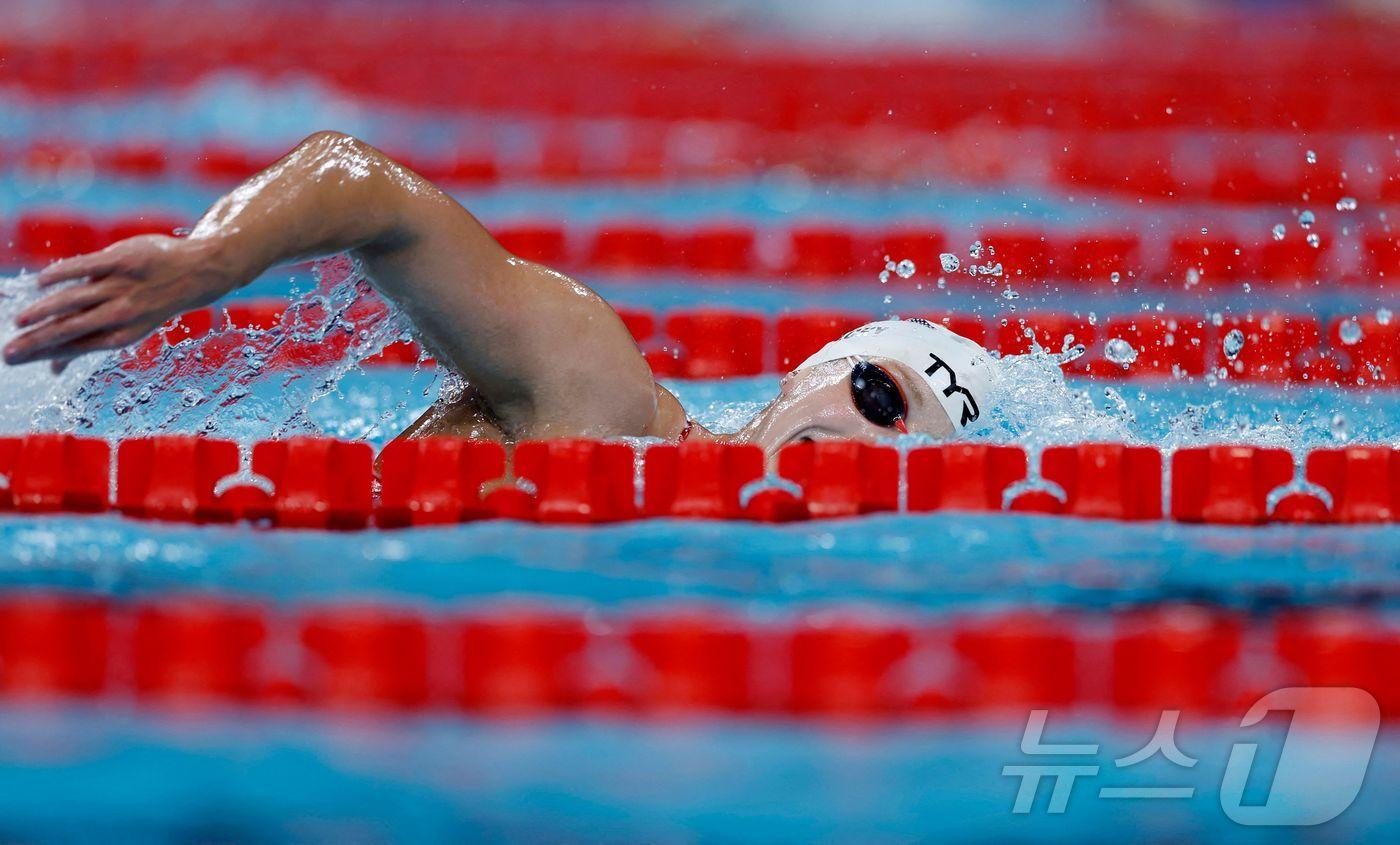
[14,278,125,328]
[3,299,145,366]
[36,244,130,288]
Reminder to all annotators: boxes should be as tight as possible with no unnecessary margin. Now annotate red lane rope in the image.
[0,596,1395,721]
[107,298,1400,386]
[5,132,1399,208]
[1,435,1395,527]
[3,214,1396,290]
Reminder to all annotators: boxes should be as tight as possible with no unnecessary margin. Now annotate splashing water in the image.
[1338,319,1363,345]
[0,259,416,441]
[1331,413,1351,442]
[0,272,123,432]
[939,253,960,274]
[982,351,1135,449]
[1104,338,1138,366]
[877,256,916,284]
[1223,329,1246,360]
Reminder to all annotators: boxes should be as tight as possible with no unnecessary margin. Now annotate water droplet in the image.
[1339,319,1363,345]
[180,388,204,407]
[1056,342,1086,364]
[1000,286,1019,300]
[1223,328,1245,359]
[939,253,960,273]
[1105,338,1138,366]
[1377,308,1392,326]
[895,259,916,279]
[969,240,983,259]
[1336,196,1358,212]
[1298,210,1315,229]
[1306,149,1317,164]
[1210,312,1224,327]
[1109,271,1121,285]
[1330,413,1350,442]
[1185,267,1201,288]
[1306,232,1320,248]
[1272,223,1287,241]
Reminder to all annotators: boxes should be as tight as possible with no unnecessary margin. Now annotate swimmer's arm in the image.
[6,131,659,438]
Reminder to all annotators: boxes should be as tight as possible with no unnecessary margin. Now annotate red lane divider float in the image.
[7,434,1398,527]
[301,605,432,708]
[1172,446,1294,525]
[1033,443,1164,520]
[1110,605,1245,714]
[117,436,240,522]
[131,599,267,702]
[0,433,109,513]
[4,213,1397,290]
[3,594,1398,720]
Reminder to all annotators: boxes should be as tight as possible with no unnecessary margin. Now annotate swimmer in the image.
[3,132,994,454]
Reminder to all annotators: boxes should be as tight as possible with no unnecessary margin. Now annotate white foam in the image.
[0,260,416,441]
[0,271,120,433]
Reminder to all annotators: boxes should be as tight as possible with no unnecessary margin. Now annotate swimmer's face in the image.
[736,357,956,456]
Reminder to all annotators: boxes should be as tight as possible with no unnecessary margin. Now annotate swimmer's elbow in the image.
[294,131,399,185]
[297,130,366,156]
[293,131,424,249]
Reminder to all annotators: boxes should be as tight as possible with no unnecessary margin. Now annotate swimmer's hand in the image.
[4,234,238,373]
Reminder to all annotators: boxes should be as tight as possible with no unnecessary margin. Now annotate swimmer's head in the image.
[736,319,995,454]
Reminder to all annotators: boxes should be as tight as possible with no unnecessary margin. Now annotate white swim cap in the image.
[796,319,995,432]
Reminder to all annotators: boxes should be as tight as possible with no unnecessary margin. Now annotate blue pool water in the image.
[0,704,1395,844]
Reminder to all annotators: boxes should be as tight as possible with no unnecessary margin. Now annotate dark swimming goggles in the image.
[849,360,909,433]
